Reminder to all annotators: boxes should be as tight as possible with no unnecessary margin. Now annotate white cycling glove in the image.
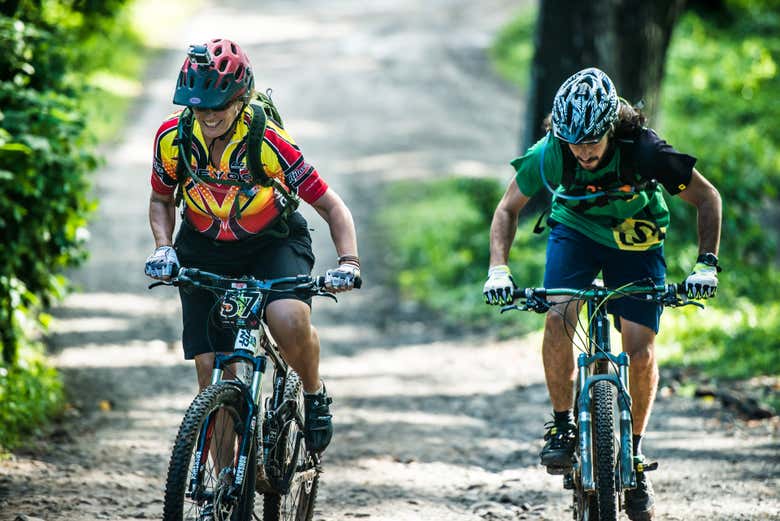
[684,254,720,299]
[144,245,180,280]
[325,263,360,291]
[483,265,515,305]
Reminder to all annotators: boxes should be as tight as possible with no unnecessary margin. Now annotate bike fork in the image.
[576,352,635,492]
[576,354,595,492]
[616,352,635,490]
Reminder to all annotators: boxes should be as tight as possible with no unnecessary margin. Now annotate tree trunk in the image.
[523,0,687,150]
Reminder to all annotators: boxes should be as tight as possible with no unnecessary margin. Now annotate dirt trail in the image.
[1,1,778,520]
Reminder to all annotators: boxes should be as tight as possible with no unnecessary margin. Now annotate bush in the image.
[0,0,144,364]
[660,0,780,301]
[660,300,780,379]
[376,177,546,337]
[0,14,96,364]
[0,0,141,448]
[0,343,64,450]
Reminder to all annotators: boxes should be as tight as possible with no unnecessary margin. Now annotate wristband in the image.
[338,254,360,267]
[696,252,721,272]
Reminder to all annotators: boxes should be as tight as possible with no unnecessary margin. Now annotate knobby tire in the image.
[593,380,618,521]
[262,371,319,521]
[163,382,257,521]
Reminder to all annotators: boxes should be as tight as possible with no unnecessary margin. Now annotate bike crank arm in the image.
[288,467,318,491]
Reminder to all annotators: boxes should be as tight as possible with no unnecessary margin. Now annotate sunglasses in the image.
[554,130,606,145]
[577,135,606,145]
[192,101,234,113]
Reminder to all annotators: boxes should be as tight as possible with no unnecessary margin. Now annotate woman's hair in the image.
[542,98,647,139]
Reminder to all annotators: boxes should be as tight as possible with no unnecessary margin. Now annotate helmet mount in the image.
[187,44,213,68]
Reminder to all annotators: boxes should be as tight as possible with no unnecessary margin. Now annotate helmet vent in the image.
[551,67,618,144]
[235,64,244,80]
[230,42,237,54]
[188,74,195,88]
[204,78,212,90]
[218,58,228,72]
[213,45,223,57]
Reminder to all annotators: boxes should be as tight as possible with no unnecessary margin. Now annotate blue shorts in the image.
[543,223,666,333]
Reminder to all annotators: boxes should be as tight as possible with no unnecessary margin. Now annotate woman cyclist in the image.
[144,38,360,454]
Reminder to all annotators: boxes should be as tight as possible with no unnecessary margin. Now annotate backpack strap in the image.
[245,102,300,222]
[246,102,270,187]
[173,107,195,207]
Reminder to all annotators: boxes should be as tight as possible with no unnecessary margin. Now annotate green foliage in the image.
[659,300,780,378]
[377,177,546,336]
[490,4,537,89]
[660,0,780,302]
[0,0,141,445]
[0,13,95,364]
[0,0,144,362]
[0,343,64,450]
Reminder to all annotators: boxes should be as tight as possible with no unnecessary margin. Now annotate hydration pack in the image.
[173,90,300,221]
[533,128,659,234]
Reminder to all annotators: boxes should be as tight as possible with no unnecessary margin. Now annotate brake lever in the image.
[678,299,705,309]
[318,291,338,302]
[500,304,522,314]
[148,280,174,289]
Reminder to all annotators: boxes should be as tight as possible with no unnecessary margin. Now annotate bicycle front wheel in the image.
[263,371,319,521]
[593,380,617,521]
[163,382,257,521]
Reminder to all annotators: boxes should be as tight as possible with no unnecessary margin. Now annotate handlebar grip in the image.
[512,287,546,298]
[315,275,362,289]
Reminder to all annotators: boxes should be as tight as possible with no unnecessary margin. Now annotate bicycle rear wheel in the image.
[593,380,617,521]
[262,371,319,521]
[163,382,257,521]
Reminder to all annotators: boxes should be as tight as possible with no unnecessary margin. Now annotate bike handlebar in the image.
[503,279,703,314]
[148,267,359,300]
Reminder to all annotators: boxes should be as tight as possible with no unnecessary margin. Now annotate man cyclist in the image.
[483,67,721,520]
[144,38,360,455]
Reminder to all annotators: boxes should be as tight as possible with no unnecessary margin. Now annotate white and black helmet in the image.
[552,67,618,144]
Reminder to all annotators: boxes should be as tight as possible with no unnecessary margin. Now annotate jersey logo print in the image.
[612,218,666,251]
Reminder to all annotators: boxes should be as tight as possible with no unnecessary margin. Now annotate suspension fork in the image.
[578,299,636,491]
[616,351,635,489]
[577,298,613,492]
[198,343,268,495]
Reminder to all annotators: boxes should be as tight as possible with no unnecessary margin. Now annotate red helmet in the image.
[173,38,254,109]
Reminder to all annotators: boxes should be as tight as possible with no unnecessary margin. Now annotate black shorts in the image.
[174,212,316,359]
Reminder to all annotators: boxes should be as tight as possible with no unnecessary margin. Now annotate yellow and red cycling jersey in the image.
[151,107,327,241]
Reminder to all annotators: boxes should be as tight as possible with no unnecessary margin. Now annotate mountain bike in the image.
[151,267,354,521]
[501,278,702,521]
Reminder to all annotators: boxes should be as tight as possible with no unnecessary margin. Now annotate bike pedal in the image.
[545,464,571,476]
[637,460,659,473]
